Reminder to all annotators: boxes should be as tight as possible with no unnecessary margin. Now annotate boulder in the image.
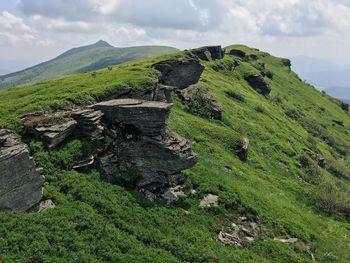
[153,58,205,89]
[177,85,223,120]
[0,129,44,211]
[31,199,55,213]
[244,74,271,95]
[237,138,250,162]
[192,46,225,61]
[199,194,219,207]
[22,113,77,149]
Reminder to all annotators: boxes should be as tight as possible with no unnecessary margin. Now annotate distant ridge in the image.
[0,41,179,89]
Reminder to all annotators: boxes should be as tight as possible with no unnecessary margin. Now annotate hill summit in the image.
[0,45,349,262]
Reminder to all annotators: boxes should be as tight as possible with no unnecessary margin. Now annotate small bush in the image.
[265,70,273,79]
[255,105,266,113]
[299,153,321,184]
[313,178,350,217]
[340,102,349,112]
[184,89,216,119]
[225,90,245,102]
[284,107,302,120]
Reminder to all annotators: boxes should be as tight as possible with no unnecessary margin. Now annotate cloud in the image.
[228,0,350,37]
[0,11,37,46]
[19,0,227,31]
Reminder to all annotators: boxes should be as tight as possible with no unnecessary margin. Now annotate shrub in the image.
[299,153,321,184]
[255,105,266,113]
[225,90,245,102]
[184,89,216,119]
[340,102,349,112]
[313,178,350,217]
[265,70,273,79]
[284,107,301,120]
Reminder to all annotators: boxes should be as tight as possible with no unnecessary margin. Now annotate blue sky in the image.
[1,0,350,73]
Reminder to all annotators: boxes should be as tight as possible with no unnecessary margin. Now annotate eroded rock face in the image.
[153,58,205,89]
[244,74,271,95]
[0,129,44,211]
[229,49,246,59]
[192,46,225,61]
[93,99,197,193]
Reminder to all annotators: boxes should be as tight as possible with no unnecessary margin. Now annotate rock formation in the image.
[191,46,225,61]
[153,58,205,89]
[92,99,197,195]
[229,49,246,59]
[244,74,271,95]
[0,129,44,211]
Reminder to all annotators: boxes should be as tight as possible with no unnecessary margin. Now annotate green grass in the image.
[0,45,350,262]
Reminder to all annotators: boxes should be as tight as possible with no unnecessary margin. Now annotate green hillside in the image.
[0,45,350,262]
[0,40,178,89]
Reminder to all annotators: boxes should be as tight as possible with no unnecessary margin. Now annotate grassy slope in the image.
[0,47,349,262]
[0,45,178,89]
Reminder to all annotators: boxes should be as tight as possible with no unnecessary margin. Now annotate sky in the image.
[1,0,350,73]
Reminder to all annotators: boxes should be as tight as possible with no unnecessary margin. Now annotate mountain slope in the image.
[0,40,179,89]
[0,46,350,262]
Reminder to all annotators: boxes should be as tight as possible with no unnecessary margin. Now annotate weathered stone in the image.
[229,49,246,59]
[93,99,172,136]
[31,199,55,213]
[192,46,225,61]
[153,58,205,89]
[0,129,44,211]
[281,58,292,69]
[177,85,223,120]
[244,74,271,95]
[72,109,104,143]
[22,113,77,149]
[73,155,95,170]
[93,99,197,194]
[199,194,219,207]
[237,138,250,162]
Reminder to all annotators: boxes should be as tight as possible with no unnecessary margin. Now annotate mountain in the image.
[0,40,179,89]
[1,45,350,262]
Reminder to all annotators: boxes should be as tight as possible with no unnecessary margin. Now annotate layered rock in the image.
[22,112,77,149]
[153,58,205,89]
[93,99,197,194]
[244,74,271,95]
[0,129,44,211]
[72,109,104,143]
[191,46,225,61]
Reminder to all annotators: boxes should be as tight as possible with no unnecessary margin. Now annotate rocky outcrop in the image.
[153,58,205,89]
[244,74,271,95]
[199,194,219,208]
[191,46,225,61]
[0,129,44,211]
[177,85,223,120]
[229,49,246,59]
[93,99,197,194]
[72,109,104,144]
[22,112,77,149]
[237,138,250,162]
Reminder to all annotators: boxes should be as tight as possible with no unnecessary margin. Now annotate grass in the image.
[0,45,350,262]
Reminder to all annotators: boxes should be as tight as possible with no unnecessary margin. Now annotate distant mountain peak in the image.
[93,40,113,48]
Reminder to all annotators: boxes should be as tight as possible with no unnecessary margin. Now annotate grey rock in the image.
[237,138,250,162]
[31,199,55,213]
[93,99,172,137]
[0,129,44,211]
[273,237,299,244]
[72,109,104,143]
[191,46,225,61]
[199,194,219,207]
[93,99,197,193]
[177,85,223,120]
[153,58,205,89]
[244,74,271,95]
[23,113,77,149]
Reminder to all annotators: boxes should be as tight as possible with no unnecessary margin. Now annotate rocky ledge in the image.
[0,129,44,211]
